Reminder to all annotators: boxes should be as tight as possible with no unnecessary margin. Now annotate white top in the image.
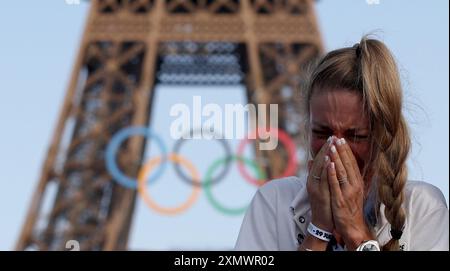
[235,176,449,251]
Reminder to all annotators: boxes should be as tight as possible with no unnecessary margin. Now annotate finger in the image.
[310,136,333,177]
[335,138,357,186]
[343,140,363,179]
[307,160,313,172]
[321,155,330,179]
[320,155,330,188]
[329,144,350,190]
[342,140,365,190]
[310,155,329,185]
[327,162,344,203]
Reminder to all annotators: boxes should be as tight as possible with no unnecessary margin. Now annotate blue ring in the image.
[106,126,168,189]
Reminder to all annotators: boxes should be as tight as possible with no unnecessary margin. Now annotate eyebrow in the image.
[311,121,369,132]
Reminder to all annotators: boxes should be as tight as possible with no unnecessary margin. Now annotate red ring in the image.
[236,127,298,186]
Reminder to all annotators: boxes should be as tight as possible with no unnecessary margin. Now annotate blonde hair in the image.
[302,36,411,251]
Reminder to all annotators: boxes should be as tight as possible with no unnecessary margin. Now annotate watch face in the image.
[359,241,380,251]
[361,244,378,251]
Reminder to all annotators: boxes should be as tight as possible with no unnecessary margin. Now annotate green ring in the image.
[204,155,267,216]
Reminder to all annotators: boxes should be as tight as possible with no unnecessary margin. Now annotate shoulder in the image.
[234,176,305,250]
[404,180,448,214]
[247,176,307,217]
[255,176,305,205]
[402,181,449,250]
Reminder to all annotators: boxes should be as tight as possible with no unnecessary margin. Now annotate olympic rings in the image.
[105,125,299,216]
[172,128,232,187]
[137,153,201,215]
[204,155,266,215]
[105,126,168,189]
[236,127,298,186]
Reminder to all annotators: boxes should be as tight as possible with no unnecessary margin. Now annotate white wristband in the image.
[307,223,333,242]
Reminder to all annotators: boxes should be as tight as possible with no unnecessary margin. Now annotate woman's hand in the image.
[326,137,374,250]
[306,137,334,233]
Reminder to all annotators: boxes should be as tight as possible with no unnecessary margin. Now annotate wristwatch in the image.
[355,240,380,251]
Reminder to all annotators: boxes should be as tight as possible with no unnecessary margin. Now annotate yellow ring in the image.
[137,153,201,215]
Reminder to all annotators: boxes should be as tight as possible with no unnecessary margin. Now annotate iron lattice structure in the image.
[17,0,323,250]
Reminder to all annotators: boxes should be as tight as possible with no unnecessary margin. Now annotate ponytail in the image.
[358,37,410,250]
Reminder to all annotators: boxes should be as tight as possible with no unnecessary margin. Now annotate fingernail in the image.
[330,162,335,169]
[337,138,346,146]
[324,155,329,162]
[330,145,337,153]
[327,136,333,144]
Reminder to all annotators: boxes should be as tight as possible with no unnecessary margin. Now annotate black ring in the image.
[172,128,232,187]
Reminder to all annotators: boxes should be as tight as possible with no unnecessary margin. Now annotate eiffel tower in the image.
[16,0,323,250]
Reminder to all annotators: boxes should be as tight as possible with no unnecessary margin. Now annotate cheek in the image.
[348,142,370,169]
[310,137,327,157]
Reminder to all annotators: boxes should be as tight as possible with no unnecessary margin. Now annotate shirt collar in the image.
[289,177,311,235]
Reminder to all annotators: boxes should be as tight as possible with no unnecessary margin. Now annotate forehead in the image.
[310,89,368,130]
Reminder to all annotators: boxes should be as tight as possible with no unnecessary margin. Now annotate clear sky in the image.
[0,0,448,250]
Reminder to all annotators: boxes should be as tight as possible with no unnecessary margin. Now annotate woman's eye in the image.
[312,130,330,139]
[351,135,369,141]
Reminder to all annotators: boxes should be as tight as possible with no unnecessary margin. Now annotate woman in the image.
[234,36,449,251]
